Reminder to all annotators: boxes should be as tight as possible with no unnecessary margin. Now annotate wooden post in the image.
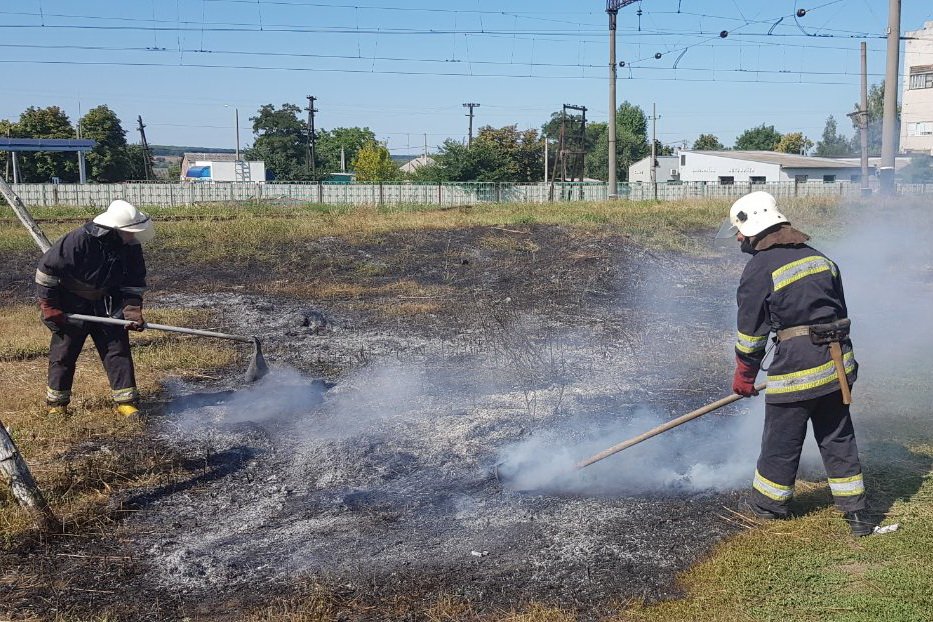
[1,420,60,532]
[0,176,51,252]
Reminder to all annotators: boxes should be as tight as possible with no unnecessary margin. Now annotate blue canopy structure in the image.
[0,138,96,153]
[0,138,98,183]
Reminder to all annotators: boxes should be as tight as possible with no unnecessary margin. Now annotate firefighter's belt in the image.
[776,325,811,341]
[61,276,107,301]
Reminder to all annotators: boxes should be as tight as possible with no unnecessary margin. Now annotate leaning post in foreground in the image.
[0,179,60,531]
[1,421,61,532]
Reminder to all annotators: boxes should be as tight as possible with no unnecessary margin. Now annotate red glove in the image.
[39,299,67,328]
[732,356,760,397]
[122,304,145,332]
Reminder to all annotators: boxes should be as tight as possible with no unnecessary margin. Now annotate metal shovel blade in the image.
[244,337,269,382]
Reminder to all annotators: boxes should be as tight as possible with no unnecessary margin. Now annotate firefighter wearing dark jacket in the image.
[36,200,155,418]
[726,191,872,537]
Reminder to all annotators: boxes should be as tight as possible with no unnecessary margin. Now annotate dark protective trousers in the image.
[46,320,138,406]
[752,390,867,514]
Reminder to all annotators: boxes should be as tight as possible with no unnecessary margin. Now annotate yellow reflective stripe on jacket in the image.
[736,331,768,354]
[771,255,837,292]
[828,473,865,497]
[35,269,60,287]
[766,351,855,395]
[753,469,794,501]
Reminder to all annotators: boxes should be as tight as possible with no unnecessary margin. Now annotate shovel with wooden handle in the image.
[65,313,269,382]
[575,382,767,470]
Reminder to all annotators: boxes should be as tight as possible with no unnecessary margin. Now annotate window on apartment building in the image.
[794,175,809,183]
[823,175,836,183]
[750,176,766,184]
[906,122,933,136]
[681,154,686,166]
[909,71,933,90]
[718,176,734,185]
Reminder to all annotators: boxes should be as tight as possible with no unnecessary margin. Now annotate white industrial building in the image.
[676,151,867,184]
[180,152,266,182]
[900,21,933,154]
[628,155,680,183]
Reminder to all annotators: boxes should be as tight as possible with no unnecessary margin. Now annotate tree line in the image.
[4,86,928,184]
[0,106,153,183]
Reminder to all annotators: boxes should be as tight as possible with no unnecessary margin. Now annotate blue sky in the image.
[1,1,931,154]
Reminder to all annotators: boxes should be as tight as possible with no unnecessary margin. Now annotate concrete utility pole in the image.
[858,42,871,195]
[463,103,480,146]
[880,0,901,195]
[306,95,318,175]
[649,102,661,201]
[606,1,638,198]
[136,116,153,181]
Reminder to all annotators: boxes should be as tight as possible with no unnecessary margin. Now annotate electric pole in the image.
[649,103,661,200]
[847,42,871,196]
[879,0,900,195]
[306,95,318,176]
[606,1,638,198]
[136,115,153,181]
[463,103,480,146]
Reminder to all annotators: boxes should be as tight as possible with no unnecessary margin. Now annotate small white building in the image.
[628,155,680,183]
[900,21,933,154]
[181,152,266,182]
[678,151,866,184]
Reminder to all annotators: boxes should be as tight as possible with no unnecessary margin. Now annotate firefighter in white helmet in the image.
[35,200,155,418]
[725,191,872,536]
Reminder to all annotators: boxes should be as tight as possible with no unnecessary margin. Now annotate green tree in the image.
[587,102,650,181]
[0,118,13,181]
[735,124,782,151]
[849,81,897,156]
[16,106,78,182]
[814,116,852,157]
[80,105,134,182]
[432,138,506,182]
[351,141,399,182]
[693,133,724,150]
[774,132,814,155]
[125,144,155,181]
[243,103,311,181]
[167,160,182,180]
[316,127,377,175]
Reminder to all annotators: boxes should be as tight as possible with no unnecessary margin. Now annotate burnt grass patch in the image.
[1,224,753,620]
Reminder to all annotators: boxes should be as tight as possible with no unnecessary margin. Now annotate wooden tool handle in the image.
[575,382,768,470]
[829,342,852,405]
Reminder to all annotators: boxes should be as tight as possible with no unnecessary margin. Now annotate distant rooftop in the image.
[183,152,239,162]
[687,150,862,169]
[0,138,96,152]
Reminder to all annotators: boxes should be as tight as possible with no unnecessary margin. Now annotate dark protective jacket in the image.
[735,226,856,404]
[35,222,147,314]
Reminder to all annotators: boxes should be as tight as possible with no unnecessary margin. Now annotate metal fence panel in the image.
[9,180,933,209]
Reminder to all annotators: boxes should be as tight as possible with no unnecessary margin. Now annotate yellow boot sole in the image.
[114,404,140,417]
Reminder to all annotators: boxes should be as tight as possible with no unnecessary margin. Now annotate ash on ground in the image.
[123,247,767,613]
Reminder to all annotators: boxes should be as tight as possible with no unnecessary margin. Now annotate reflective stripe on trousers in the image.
[753,469,794,502]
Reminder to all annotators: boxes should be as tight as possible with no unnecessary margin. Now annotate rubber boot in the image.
[47,405,69,417]
[740,497,789,520]
[844,511,874,537]
[114,403,140,417]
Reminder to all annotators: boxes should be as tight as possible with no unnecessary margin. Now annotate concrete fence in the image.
[9,180,933,208]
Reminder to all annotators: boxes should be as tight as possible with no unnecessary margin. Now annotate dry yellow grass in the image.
[0,304,237,543]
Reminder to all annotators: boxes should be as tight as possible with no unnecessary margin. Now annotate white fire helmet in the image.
[92,200,155,243]
[726,191,788,237]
